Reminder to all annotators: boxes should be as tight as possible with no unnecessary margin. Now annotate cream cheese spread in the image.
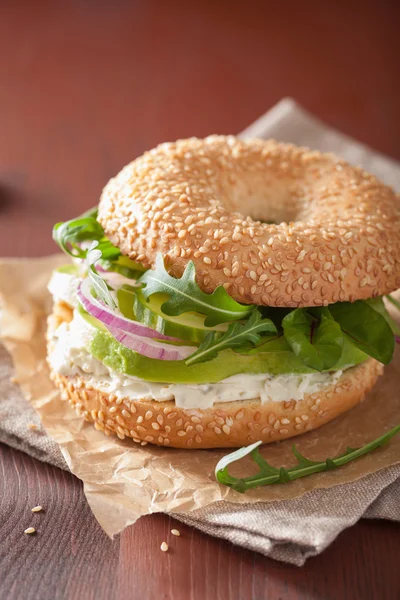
[48,310,343,410]
[48,271,80,308]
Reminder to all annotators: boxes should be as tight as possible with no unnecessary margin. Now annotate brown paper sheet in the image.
[0,255,399,536]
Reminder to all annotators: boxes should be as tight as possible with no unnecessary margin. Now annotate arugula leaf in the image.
[52,208,121,261]
[185,311,277,366]
[329,300,394,364]
[138,254,254,326]
[282,308,344,371]
[86,243,117,309]
[215,424,400,492]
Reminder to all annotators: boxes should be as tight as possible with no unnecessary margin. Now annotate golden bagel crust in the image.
[47,306,383,449]
[50,360,382,449]
[98,136,400,307]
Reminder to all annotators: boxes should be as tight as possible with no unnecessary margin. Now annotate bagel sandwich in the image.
[48,136,400,449]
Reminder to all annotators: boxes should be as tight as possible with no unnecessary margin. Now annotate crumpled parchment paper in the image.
[0,254,399,537]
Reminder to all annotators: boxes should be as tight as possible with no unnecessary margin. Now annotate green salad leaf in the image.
[375,296,400,336]
[52,207,121,261]
[215,425,400,492]
[86,243,117,309]
[139,254,254,326]
[52,210,397,370]
[329,300,395,364]
[282,308,344,371]
[386,294,400,314]
[185,310,277,366]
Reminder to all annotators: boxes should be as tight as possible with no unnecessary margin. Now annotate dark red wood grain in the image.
[1,444,399,600]
[1,1,400,598]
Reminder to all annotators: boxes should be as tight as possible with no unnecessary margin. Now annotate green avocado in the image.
[88,328,368,384]
[117,287,227,343]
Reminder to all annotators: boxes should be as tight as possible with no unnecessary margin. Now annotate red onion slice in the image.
[77,278,181,342]
[106,326,193,361]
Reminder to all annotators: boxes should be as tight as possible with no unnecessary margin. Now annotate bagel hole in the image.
[230,181,300,225]
[258,218,277,225]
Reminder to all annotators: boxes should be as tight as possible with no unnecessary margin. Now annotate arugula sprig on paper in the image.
[185,311,277,365]
[215,425,400,492]
[139,254,254,326]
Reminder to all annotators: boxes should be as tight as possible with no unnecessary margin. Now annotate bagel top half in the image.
[98,136,400,307]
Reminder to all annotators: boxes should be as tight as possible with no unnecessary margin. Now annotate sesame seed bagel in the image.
[98,136,400,307]
[48,307,383,449]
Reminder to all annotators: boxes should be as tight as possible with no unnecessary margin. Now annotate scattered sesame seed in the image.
[171,529,180,537]
[24,527,36,535]
[160,542,169,552]
[31,506,43,513]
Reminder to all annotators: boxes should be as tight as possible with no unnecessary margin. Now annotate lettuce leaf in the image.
[52,210,396,370]
[282,308,344,371]
[367,297,400,336]
[329,300,394,364]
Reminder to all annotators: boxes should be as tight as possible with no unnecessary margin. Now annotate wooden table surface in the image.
[1,2,399,599]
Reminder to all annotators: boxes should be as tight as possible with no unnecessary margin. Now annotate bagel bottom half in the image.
[47,308,383,449]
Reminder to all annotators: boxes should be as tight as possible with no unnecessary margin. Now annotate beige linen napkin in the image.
[0,99,399,565]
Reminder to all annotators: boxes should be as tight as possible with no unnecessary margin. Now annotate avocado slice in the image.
[88,328,368,384]
[117,287,227,343]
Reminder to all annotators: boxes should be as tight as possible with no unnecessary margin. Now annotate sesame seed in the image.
[31,506,43,513]
[24,527,36,535]
[96,136,399,310]
[160,542,169,552]
[171,529,181,536]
